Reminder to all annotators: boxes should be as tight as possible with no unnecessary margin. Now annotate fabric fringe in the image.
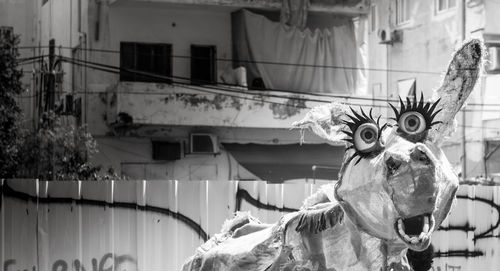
[295,204,344,234]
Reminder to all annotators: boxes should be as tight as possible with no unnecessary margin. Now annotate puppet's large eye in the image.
[342,108,384,163]
[399,112,426,135]
[353,123,380,153]
[389,93,442,141]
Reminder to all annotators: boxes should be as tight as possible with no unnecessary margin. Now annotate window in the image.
[397,78,416,99]
[120,42,172,83]
[191,45,217,85]
[370,5,378,32]
[436,0,456,13]
[0,26,13,39]
[372,83,382,98]
[395,0,410,25]
[152,141,181,161]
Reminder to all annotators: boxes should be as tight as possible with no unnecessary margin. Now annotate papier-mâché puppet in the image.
[182,39,484,271]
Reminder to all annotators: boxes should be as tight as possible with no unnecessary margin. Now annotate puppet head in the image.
[293,39,483,251]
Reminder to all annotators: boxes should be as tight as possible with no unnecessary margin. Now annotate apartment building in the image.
[368,0,500,182]
[31,0,370,181]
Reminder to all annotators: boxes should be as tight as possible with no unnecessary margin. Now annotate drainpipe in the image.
[460,0,467,182]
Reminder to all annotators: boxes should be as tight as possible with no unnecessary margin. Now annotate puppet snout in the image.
[384,144,438,217]
[384,145,433,176]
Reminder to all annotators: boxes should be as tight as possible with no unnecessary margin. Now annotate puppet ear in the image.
[428,39,484,144]
[291,102,349,144]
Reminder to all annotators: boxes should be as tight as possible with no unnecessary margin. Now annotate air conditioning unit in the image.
[377,28,402,45]
[486,46,500,73]
[190,133,219,154]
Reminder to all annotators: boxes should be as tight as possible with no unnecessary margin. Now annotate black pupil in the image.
[408,118,417,127]
[405,115,421,132]
[361,128,377,143]
[364,131,373,139]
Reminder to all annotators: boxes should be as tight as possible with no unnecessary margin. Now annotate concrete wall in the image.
[368,0,459,100]
[2,180,500,271]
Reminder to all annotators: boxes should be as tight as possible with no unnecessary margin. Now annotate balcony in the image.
[109,0,369,15]
[107,81,354,129]
[100,1,369,131]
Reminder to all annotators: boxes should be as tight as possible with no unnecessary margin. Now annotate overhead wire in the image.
[16,55,500,132]
[58,56,500,113]
[17,45,448,75]
[16,45,500,106]
[61,57,312,109]
[17,55,47,63]
[19,47,500,113]
[51,49,497,107]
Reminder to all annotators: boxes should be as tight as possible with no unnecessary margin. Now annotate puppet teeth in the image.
[398,219,404,231]
[396,215,434,244]
[423,217,430,233]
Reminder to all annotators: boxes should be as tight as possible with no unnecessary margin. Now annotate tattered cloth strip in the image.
[295,203,344,234]
[280,0,310,29]
[291,102,349,144]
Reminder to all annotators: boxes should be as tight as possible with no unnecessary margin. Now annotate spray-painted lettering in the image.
[3,253,137,271]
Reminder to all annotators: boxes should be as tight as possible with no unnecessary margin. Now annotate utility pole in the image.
[47,38,56,111]
[45,38,56,180]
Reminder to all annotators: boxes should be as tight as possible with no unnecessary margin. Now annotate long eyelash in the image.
[341,107,382,158]
[388,92,442,129]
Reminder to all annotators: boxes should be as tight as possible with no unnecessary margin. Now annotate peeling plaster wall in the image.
[113,82,321,128]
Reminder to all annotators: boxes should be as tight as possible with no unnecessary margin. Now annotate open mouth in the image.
[394,214,435,247]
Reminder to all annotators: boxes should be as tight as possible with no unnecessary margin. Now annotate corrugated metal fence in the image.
[1,179,499,271]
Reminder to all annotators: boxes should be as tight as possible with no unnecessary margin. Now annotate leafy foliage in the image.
[0,32,23,177]
[18,111,109,180]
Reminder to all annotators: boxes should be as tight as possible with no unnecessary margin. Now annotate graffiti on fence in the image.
[1,181,499,270]
[431,263,462,271]
[0,183,209,241]
[3,253,137,271]
[235,185,500,260]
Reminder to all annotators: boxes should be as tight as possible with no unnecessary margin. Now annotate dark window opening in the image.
[0,26,13,39]
[191,134,216,153]
[120,42,172,83]
[74,97,82,126]
[152,141,181,161]
[191,45,216,85]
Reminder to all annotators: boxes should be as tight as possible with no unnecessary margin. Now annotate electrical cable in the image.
[61,58,312,109]
[55,54,500,107]
[18,45,498,106]
[17,55,47,64]
[52,45,484,75]
[44,58,500,132]
[59,56,500,112]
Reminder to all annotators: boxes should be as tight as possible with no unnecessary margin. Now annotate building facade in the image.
[27,0,370,181]
[368,0,500,182]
